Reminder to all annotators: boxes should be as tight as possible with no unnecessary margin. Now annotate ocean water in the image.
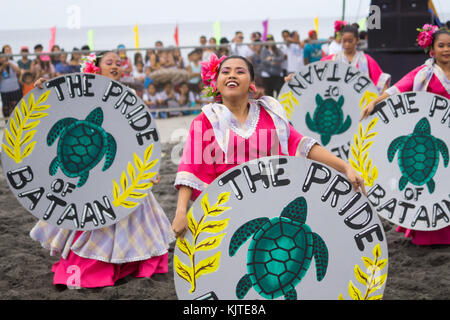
[0,17,361,57]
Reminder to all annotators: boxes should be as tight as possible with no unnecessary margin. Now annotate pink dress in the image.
[385,59,450,245]
[322,51,391,94]
[174,96,318,200]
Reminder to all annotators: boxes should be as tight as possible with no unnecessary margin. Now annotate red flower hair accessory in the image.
[200,53,227,100]
[416,24,439,53]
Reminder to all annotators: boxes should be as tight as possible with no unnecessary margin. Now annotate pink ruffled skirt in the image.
[396,225,450,246]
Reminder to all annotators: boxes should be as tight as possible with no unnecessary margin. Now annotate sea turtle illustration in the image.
[228,196,328,300]
[387,117,448,194]
[306,94,351,146]
[47,107,117,187]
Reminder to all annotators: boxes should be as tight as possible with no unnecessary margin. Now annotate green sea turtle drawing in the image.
[306,94,351,146]
[47,107,117,187]
[387,117,448,194]
[228,196,328,300]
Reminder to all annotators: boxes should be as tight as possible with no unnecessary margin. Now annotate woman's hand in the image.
[172,209,188,240]
[150,174,161,185]
[284,73,294,82]
[360,100,376,121]
[34,77,46,89]
[343,164,367,196]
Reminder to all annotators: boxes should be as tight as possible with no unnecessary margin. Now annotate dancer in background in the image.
[361,26,450,246]
[31,51,174,288]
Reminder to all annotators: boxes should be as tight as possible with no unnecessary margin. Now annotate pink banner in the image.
[262,20,268,41]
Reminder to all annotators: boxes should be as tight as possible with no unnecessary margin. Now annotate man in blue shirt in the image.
[55,50,73,75]
[303,30,323,65]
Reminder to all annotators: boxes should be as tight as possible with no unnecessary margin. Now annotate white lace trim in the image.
[174,171,209,192]
[229,101,261,139]
[295,136,319,158]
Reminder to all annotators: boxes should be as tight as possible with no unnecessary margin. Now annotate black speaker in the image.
[368,0,432,52]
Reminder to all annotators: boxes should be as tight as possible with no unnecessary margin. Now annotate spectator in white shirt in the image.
[286,31,307,75]
[230,31,253,59]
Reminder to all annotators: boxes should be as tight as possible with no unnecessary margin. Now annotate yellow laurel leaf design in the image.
[349,117,379,186]
[339,243,387,300]
[175,192,232,294]
[1,90,51,163]
[174,254,194,290]
[359,90,378,110]
[112,143,159,208]
[279,91,300,120]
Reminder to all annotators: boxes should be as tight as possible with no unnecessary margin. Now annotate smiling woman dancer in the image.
[171,54,367,239]
[360,26,450,246]
[31,51,175,288]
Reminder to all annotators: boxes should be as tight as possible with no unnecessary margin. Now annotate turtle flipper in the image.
[414,117,431,135]
[236,274,253,299]
[46,118,77,146]
[284,288,297,300]
[229,217,269,256]
[280,196,307,224]
[436,138,449,167]
[336,115,352,134]
[320,134,331,146]
[77,171,89,187]
[86,107,104,126]
[305,112,316,132]
[426,178,435,194]
[312,233,328,281]
[49,157,60,176]
[102,133,117,171]
[399,176,408,191]
[387,136,407,162]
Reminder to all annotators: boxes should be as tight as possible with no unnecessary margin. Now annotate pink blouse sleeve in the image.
[288,124,318,158]
[366,54,391,93]
[385,65,424,95]
[175,114,218,200]
[321,54,334,61]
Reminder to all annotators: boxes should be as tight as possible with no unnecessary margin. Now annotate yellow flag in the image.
[314,17,319,36]
[134,24,140,50]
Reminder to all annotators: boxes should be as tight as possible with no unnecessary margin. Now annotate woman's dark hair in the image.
[94,51,118,67]
[217,55,255,81]
[432,29,450,48]
[341,25,359,39]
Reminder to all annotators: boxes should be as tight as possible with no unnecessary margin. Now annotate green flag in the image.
[213,21,221,46]
[87,29,95,50]
[357,17,367,31]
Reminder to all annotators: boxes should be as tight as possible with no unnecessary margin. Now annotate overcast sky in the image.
[1,0,449,30]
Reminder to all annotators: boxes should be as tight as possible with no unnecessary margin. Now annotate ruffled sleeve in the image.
[366,54,391,93]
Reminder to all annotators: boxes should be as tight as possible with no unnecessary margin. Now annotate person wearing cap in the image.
[117,44,133,82]
[18,46,32,71]
[32,51,55,80]
[303,30,324,65]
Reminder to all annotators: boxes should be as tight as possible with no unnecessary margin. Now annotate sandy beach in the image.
[0,115,448,300]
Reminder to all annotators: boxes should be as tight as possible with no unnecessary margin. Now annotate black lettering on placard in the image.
[411,205,430,228]
[243,162,269,193]
[102,81,123,102]
[57,203,79,228]
[367,184,386,206]
[299,66,313,85]
[268,158,290,187]
[45,76,66,101]
[66,74,83,98]
[7,166,33,190]
[288,75,307,96]
[344,202,373,229]
[321,175,352,207]
[126,104,145,119]
[373,101,389,123]
[93,196,116,224]
[404,92,418,113]
[354,224,384,251]
[61,183,76,197]
[376,198,397,219]
[441,106,450,127]
[302,163,332,193]
[218,169,243,200]
[326,63,341,82]
[136,129,159,145]
[338,192,361,216]
[324,85,340,98]
[83,74,95,97]
[433,202,449,227]
[115,91,138,114]
[42,194,67,220]
[51,179,64,193]
[387,95,406,118]
[429,95,448,118]
[129,111,152,131]
[344,66,360,83]
[398,201,415,224]
[313,63,328,81]
[81,203,99,228]
[18,187,45,210]
[353,76,370,93]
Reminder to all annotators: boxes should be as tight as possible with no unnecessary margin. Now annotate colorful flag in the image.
[262,19,268,41]
[174,24,179,46]
[428,0,442,27]
[49,26,56,51]
[213,21,221,45]
[357,17,367,31]
[314,17,319,36]
[87,29,95,51]
[134,24,140,49]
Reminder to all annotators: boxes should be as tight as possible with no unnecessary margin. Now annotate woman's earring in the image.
[249,84,257,98]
